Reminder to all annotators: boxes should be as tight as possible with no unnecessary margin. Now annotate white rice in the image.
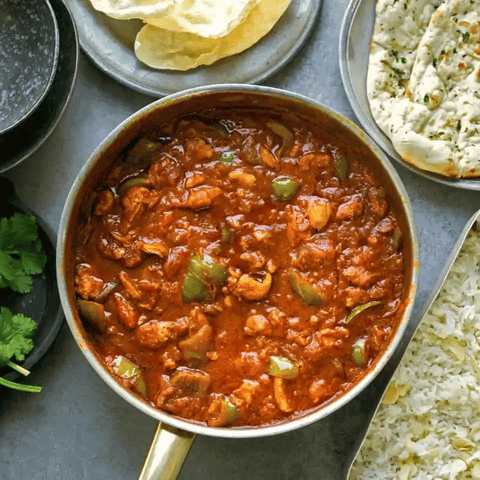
[350,227,480,480]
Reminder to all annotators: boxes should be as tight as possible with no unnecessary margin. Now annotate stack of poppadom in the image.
[88,0,292,70]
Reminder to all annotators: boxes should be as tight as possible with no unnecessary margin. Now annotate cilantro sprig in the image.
[0,213,47,294]
[0,307,42,392]
[0,212,47,393]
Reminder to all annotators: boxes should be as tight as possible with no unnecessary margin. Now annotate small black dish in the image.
[0,0,79,173]
[0,178,64,384]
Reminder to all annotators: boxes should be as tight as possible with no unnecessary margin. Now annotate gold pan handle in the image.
[138,422,196,480]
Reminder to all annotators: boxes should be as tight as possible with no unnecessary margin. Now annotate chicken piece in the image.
[181,186,222,210]
[149,157,181,189]
[232,380,260,408]
[228,169,256,188]
[273,377,293,413]
[121,186,152,221]
[285,204,312,247]
[374,217,394,234]
[294,236,336,270]
[157,367,211,414]
[234,352,265,377]
[106,232,144,269]
[309,378,340,405]
[342,265,377,288]
[74,264,104,300]
[163,246,189,280]
[185,172,206,189]
[230,272,272,301]
[98,235,143,268]
[336,194,364,220]
[240,251,266,270]
[136,320,176,350]
[344,286,369,308]
[304,328,350,360]
[179,309,213,362]
[119,271,141,299]
[185,138,214,161]
[266,307,284,326]
[367,187,389,217]
[122,248,143,268]
[368,325,388,357]
[93,189,115,215]
[245,314,272,336]
[169,367,211,395]
[259,145,278,169]
[306,197,332,230]
[98,235,125,261]
[253,226,272,243]
[136,238,169,258]
[112,292,139,330]
[298,152,333,171]
[309,359,345,404]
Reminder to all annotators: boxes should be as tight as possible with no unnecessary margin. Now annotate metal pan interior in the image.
[57,84,419,439]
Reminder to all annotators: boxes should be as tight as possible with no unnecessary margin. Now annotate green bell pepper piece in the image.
[272,176,299,201]
[124,138,159,164]
[189,254,227,285]
[334,155,348,180]
[221,226,234,244]
[214,398,239,426]
[352,338,367,366]
[345,301,381,324]
[112,356,147,398]
[289,269,323,305]
[217,150,235,164]
[182,272,209,303]
[77,299,107,332]
[268,356,299,380]
[267,121,294,158]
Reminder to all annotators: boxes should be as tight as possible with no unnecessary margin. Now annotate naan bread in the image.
[367,0,444,136]
[134,0,291,70]
[89,0,259,39]
[367,0,480,178]
[389,0,480,177]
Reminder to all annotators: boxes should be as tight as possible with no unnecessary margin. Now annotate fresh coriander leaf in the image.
[0,306,42,393]
[0,213,46,294]
[0,307,36,364]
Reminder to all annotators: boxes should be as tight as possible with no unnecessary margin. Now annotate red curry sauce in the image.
[73,108,406,427]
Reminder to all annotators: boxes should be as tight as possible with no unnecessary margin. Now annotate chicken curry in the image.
[73,108,406,427]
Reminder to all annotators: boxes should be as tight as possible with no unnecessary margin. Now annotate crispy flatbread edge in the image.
[391,131,462,178]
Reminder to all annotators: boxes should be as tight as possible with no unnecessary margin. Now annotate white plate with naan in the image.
[64,0,322,98]
[339,0,480,190]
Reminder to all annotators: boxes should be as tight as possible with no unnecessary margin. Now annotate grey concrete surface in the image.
[2,1,480,479]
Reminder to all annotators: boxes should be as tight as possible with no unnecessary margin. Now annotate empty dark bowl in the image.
[0,0,60,134]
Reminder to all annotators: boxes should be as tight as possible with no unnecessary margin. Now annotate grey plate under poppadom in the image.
[64,0,322,97]
[338,0,480,191]
[0,0,60,134]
